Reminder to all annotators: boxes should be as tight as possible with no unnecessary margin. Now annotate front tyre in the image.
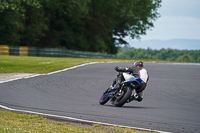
[114,86,132,107]
[99,92,109,105]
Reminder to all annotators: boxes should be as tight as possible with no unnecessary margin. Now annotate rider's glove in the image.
[114,66,119,71]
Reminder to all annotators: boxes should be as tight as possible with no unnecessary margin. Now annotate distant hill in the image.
[127,39,200,50]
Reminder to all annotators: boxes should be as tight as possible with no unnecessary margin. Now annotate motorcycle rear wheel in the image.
[114,86,132,107]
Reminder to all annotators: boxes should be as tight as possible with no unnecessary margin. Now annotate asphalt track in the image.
[0,62,200,133]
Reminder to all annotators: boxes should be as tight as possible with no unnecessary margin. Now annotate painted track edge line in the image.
[46,62,100,75]
[0,61,120,84]
[0,62,100,84]
[0,62,171,133]
[0,105,171,133]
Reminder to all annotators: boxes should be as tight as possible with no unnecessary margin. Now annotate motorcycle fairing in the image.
[122,73,141,89]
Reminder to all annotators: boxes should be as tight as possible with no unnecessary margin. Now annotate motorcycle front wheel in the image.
[114,86,132,107]
[99,89,110,105]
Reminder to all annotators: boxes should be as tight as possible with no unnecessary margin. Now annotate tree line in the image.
[0,0,161,54]
[117,48,200,63]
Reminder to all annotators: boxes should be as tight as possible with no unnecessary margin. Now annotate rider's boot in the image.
[127,94,143,103]
[126,95,136,103]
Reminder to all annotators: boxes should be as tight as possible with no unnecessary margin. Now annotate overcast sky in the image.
[125,0,200,41]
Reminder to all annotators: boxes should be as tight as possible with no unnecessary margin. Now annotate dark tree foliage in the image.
[0,0,161,54]
[117,48,200,63]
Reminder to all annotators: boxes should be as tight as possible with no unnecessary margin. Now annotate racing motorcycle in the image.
[99,72,141,107]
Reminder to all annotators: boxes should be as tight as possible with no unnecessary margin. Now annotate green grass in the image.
[0,55,157,133]
[0,111,147,133]
[0,55,167,74]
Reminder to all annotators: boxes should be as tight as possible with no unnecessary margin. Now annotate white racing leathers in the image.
[117,66,149,101]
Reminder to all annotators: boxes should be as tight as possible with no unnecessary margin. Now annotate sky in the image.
[125,0,200,42]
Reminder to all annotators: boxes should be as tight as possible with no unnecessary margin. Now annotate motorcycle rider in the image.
[111,61,149,102]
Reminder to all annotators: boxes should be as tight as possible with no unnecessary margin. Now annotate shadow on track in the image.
[102,104,156,109]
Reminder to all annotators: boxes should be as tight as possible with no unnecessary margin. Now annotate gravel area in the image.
[0,73,35,82]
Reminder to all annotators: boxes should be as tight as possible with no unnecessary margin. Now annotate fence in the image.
[0,45,116,58]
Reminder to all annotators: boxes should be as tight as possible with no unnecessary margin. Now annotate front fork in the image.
[109,89,115,101]
[109,81,135,101]
[109,83,126,101]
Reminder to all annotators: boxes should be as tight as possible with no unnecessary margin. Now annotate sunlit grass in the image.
[0,111,147,133]
[0,55,167,74]
[93,124,147,133]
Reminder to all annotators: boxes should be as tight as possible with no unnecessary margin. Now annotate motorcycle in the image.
[99,72,141,107]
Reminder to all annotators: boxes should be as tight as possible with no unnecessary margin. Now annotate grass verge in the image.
[0,55,167,74]
[0,110,147,133]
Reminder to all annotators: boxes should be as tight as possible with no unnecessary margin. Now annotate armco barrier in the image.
[9,46,19,55]
[0,45,116,58]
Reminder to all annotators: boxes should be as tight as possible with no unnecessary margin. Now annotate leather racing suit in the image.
[113,66,149,102]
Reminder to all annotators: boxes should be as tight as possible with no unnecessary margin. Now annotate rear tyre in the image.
[114,86,132,107]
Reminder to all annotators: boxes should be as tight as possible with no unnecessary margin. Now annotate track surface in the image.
[0,62,200,133]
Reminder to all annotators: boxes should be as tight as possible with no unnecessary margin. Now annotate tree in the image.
[0,0,46,46]
[0,0,162,54]
[113,0,161,41]
[38,0,91,49]
[117,48,200,63]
